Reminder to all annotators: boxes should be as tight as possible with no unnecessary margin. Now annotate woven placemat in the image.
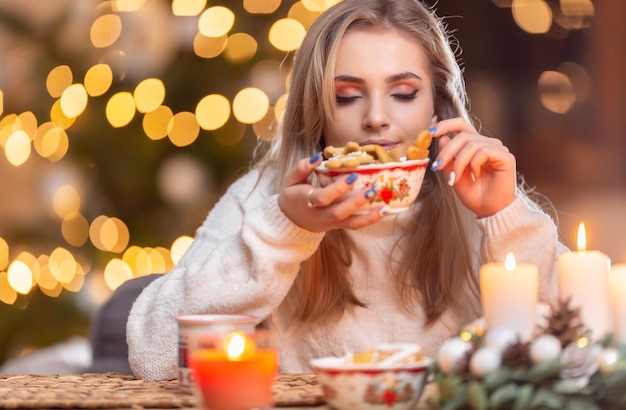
[0,372,324,409]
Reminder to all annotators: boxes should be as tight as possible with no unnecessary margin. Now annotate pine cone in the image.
[542,298,586,347]
[502,340,531,368]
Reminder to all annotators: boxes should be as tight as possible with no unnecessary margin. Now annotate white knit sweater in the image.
[127,166,566,381]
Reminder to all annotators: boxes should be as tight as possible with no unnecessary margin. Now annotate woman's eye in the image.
[336,94,360,104]
[392,89,418,101]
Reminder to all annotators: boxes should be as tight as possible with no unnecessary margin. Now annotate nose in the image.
[362,97,389,130]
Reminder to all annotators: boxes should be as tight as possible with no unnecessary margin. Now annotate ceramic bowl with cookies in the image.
[310,343,432,410]
[313,130,432,214]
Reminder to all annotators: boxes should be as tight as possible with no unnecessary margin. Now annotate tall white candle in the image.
[557,222,612,340]
[609,264,626,346]
[480,253,538,341]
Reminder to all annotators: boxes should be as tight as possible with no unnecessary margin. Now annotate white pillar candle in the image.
[480,253,538,341]
[557,223,612,340]
[609,264,626,346]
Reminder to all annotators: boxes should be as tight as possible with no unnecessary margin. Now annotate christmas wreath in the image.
[427,299,626,409]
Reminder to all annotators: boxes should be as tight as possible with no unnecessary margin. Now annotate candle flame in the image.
[504,252,516,271]
[577,222,586,251]
[225,332,247,361]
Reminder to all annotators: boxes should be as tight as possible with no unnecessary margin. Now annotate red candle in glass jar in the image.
[189,331,278,410]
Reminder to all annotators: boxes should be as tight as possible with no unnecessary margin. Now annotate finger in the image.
[312,172,359,208]
[449,140,512,185]
[322,185,379,220]
[340,206,389,230]
[283,152,323,188]
[431,117,477,138]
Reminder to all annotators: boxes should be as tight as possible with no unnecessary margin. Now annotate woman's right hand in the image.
[277,153,389,232]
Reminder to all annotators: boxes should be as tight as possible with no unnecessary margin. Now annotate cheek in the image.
[323,112,360,146]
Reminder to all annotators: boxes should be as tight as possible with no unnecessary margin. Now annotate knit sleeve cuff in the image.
[476,196,532,238]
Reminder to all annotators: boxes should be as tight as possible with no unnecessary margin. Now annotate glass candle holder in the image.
[188,329,279,410]
[177,314,257,389]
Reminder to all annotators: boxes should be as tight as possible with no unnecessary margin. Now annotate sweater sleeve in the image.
[126,167,325,381]
[476,195,569,306]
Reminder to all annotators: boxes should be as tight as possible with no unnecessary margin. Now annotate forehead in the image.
[333,27,431,78]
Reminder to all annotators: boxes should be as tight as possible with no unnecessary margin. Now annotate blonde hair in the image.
[257,0,479,326]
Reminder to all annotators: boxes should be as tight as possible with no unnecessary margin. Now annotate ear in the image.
[430,113,438,126]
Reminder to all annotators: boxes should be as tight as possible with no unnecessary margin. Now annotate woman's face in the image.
[323,27,436,157]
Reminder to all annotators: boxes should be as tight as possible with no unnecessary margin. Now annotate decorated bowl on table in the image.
[314,158,430,215]
[310,343,432,410]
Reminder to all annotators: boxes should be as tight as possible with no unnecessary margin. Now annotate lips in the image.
[362,140,399,151]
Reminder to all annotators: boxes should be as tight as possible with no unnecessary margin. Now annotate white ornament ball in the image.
[598,347,620,374]
[437,337,471,374]
[484,327,518,351]
[529,334,562,364]
[469,346,502,378]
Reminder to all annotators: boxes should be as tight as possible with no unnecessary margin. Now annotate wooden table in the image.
[0,372,435,409]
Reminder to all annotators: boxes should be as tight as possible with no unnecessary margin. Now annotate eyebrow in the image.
[334,72,423,84]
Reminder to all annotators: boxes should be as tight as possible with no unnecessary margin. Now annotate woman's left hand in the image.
[431,117,516,218]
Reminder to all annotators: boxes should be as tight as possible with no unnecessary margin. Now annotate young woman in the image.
[127,0,567,381]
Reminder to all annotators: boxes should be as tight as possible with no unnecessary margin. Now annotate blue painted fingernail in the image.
[345,172,358,184]
[429,126,437,134]
[431,158,442,171]
[365,188,377,199]
[309,152,322,164]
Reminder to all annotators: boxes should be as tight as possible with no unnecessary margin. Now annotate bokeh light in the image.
[134,78,166,113]
[172,0,207,16]
[143,105,174,140]
[90,215,130,253]
[301,0,342,12]
[193,34,228,59]
[60,84,89,118]
[0,238,8,270]
[7,260,33,295]
[46,65,73,99]
[16,111,38,137]
[558,61,591,103]
[104,258,133,290]
[90,14,123,48]
[61,213,90,247]
[106,91,136,128]
[195,94,231,131]
[244,0,282,14]
[538,70,576,114]
[168,111,200,147]
[223,33,258,64]
[5,130,31,167]
[233,87,270,124]
[112,0,147,12]
[288,1,322,29]
[50,100,77,130]
[269,18,306,51]
[35,126,69,162]
[561,0,594,17]
[171,236,194,265]
[0,272,18,305]
[198,6,235,37]
[53,184,81,219]
[512,0,552,34]
[84,64,114,97]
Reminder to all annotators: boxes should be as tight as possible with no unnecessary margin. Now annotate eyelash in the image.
[335,89,418,104]
[392,90,418,101]
[336,95,359,104]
